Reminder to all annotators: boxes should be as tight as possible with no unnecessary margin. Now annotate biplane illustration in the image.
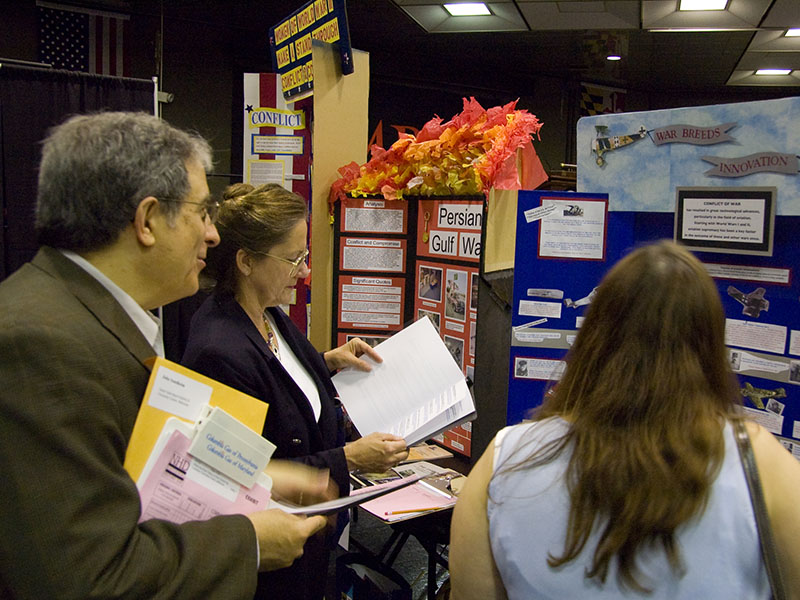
[592,125,648,167]
[727,285,769,318]
[740,382,786,410]
[563,205,584,217]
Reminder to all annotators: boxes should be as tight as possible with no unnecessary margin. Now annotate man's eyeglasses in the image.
[256,248,309,277]
[160,198,220,224]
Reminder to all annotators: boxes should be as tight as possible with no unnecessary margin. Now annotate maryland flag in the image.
[580,82,627,116]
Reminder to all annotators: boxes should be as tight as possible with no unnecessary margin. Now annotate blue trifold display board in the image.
[509,190,800,457]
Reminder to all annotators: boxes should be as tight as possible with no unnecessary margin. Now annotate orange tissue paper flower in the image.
[329,97,544,208]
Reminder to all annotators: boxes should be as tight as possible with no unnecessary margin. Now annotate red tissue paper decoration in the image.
[330,97,545,208]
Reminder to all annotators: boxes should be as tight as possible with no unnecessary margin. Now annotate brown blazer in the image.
[0,247,258,599]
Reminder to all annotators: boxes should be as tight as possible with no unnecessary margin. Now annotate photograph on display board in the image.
[445,269,468,322]
[444,335,464,370]
[419,265,443,302]
[417,309,441,332]
[515,357,530,378]
[766,397,785,415]
[470,272,479,312]
[513,356,565,381]
[346,334,389,348]
[789,360,800,384]
[469,320,476,357]
[729,350,742,372]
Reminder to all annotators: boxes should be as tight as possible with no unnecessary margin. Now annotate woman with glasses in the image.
[182,183,408,600]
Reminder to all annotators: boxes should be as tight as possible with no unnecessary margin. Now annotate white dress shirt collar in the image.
[60,250,164,357]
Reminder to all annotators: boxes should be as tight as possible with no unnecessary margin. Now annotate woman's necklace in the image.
[262,313,281,359]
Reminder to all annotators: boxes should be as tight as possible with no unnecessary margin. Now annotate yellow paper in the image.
[124,357,268,483]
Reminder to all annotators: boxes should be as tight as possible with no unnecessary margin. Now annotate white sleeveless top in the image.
[488,417,769,599]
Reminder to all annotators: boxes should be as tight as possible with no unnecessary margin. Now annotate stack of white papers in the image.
[332,318,475,446]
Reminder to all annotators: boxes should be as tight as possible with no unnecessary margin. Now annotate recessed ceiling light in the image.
[443,3,491,17]
[785,29,800,37]
[755,69,792,76]
[649,27,750,32]
[606,55,622,61]
[679,0,728,10]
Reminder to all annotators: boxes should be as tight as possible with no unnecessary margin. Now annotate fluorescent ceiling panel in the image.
[728,70,800,86]
[643,0,771,30]
[443,3,491,16]
[400,3,527,32]
[679,0,728,10]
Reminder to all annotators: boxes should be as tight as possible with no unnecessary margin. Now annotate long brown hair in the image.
[203,183,308,294]
[500,241,740,593]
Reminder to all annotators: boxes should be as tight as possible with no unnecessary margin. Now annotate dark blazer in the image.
[182,292,349,600]
[0,247,258,599]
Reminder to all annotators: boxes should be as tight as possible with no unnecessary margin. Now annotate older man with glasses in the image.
[0,112,330,600]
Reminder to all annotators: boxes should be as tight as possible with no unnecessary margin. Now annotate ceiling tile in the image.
[736,51,800,71]
[748,31,800,52]
[759,0,800,28]
[516,1,639,30]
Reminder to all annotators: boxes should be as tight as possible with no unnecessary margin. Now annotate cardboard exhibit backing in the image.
[332,195,482,456]
[241,42,368,348]
[508,96,800,457]
[309,42,369,351]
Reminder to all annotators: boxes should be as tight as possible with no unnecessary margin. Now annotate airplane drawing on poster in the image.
[577,97,800,215]
[728,286,769,318]
[592,125,647,167]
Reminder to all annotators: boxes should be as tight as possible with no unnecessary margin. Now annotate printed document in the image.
[332,317,475,445]
[138,419,272,524]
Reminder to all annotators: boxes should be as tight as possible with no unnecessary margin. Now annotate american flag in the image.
[37,2,130,77]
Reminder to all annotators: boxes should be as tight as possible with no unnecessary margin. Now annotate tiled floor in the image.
[325,453,469,599]
[326,509,451,600]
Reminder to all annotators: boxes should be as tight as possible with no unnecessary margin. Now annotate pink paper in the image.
[358,481,457,522]
[138,429,271,524]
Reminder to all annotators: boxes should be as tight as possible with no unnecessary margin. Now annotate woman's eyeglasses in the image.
[257,248,309,277]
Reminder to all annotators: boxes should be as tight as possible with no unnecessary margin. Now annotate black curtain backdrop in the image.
[0,64,154,279]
